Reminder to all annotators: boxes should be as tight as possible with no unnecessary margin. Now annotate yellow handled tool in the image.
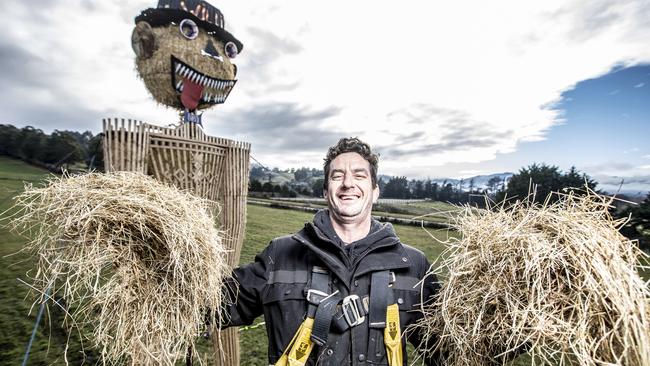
[384,303,402,366]
[275,317,315,366]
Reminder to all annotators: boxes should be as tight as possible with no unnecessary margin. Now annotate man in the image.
[223,137,440,365]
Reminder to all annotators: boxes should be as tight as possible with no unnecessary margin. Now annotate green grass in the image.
[0,158,91,365]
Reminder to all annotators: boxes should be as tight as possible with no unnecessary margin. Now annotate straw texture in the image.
[9,171,230,365]
[136,24,236,110]
[416,191,650,365]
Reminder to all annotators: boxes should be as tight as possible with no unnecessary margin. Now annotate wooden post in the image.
[212,140,250,366]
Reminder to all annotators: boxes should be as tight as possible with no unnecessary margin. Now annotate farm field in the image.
[1,157,648,365]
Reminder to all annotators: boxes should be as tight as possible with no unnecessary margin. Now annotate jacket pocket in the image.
[262,283,309,363]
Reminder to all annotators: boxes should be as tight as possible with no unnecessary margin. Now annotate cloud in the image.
[235,26,304,97]
[634,82,645,87]
[205,102,345,165]
[246,27,303,55]
[1,0,650,179]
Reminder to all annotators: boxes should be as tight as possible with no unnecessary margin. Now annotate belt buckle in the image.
[306,289,328,304]
[342,295,365,327]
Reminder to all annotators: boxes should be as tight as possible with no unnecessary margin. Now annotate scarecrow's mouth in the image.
[170,56,236,110]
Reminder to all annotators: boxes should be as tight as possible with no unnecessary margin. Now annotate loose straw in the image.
[8,171,230,365]
[415,190,650,366]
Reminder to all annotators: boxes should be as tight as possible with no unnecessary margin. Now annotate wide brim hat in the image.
[135,7,243,54]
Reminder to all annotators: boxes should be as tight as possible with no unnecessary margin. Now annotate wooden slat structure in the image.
[102,117,250,366]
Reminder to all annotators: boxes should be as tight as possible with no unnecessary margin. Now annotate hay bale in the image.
[8,171,230,365]
[416,191,650,365]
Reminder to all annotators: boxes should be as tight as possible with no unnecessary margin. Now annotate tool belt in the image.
[275,267,402,366]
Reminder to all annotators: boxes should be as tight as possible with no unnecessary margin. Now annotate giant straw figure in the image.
[103,1,249,364]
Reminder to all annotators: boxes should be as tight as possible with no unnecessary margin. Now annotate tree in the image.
[620,192,650,250]
[262,181,274,192]
[86,134,104,170]
[294,167,312,181]
[249,179,263,192]
[383,176,409,199]
[563,166,597,191]
[439,182,454,202]
[18,126,46,161]
[312,178,324,197]
[0,124,21,157]
[498,163,597,204]
[486,176,502,195]
[414,180,425,199]
[41,130,84,166]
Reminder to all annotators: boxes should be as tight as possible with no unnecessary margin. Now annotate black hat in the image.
[135,0,243,53]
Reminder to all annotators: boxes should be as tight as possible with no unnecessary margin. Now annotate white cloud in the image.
[634,82,645,87]
[1,0,650,177]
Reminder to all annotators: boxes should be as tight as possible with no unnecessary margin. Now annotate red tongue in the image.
[180,77,204,110]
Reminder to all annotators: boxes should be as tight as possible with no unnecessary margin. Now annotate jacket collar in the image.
[293,210,411,285]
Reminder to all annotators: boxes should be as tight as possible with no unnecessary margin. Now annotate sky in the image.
[1,0,649,194]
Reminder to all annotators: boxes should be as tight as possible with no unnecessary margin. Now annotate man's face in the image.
[325,152,379,224]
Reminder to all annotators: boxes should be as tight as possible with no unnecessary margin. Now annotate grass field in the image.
[1,156,647,365]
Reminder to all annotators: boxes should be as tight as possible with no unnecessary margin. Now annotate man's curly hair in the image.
[323,137,379,190]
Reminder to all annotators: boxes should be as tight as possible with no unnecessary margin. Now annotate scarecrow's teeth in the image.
[210,79,216,89]
[176,80,183,90]
[175,63,182,73]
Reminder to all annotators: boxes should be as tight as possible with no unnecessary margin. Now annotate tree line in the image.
[0,124,104,171]
[2,124,647,248]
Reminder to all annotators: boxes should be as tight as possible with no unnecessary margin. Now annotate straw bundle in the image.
[9,171,230,365]
[416,191,650,365]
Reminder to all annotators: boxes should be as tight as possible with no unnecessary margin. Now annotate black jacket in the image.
[224,210,440,365]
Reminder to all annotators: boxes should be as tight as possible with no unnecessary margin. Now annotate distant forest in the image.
[0,124,103,172]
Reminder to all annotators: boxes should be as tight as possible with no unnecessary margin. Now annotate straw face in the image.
[415,191,650,366]
[136,24,236,110]
[9,171,230,365]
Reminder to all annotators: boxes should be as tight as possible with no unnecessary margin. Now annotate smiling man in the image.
[223,137,441,365]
